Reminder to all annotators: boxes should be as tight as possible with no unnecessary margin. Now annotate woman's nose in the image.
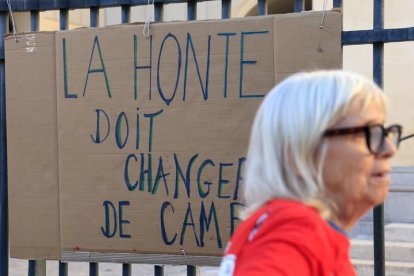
[377,136,398,159]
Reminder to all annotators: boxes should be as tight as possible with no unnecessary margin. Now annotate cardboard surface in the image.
[5,33,60,260]
[5,11,341,260]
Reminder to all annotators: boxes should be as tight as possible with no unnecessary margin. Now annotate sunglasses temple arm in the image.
[400,133,414,142]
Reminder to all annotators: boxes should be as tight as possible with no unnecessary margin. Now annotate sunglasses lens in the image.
[369,125,383,154]
[388,125,402,149]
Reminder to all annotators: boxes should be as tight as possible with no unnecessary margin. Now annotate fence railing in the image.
[1,0,412,275]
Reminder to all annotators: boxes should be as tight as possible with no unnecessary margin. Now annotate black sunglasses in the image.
[324,124,402,155]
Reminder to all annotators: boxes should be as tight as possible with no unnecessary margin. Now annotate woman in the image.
[219,70,402,275]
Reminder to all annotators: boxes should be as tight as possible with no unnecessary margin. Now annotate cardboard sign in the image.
[5,11,341,261]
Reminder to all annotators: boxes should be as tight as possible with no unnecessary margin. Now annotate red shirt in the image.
[219,199,356,276]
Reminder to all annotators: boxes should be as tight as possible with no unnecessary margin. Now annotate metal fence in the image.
[0,0,411,275]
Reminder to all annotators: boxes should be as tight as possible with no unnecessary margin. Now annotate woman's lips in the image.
[371,171,390,182]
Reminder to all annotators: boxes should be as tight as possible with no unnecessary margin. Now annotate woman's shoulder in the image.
[222,199,354,275]
[264,199,328,228]
[244,199,350,259]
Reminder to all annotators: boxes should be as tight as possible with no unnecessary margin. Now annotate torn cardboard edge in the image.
[62,251,222,266]
[3,9,342,40]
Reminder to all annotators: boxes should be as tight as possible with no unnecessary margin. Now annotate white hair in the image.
[243,70,387,218]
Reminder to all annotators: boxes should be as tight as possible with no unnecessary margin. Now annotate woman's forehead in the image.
[333,101,386,128]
